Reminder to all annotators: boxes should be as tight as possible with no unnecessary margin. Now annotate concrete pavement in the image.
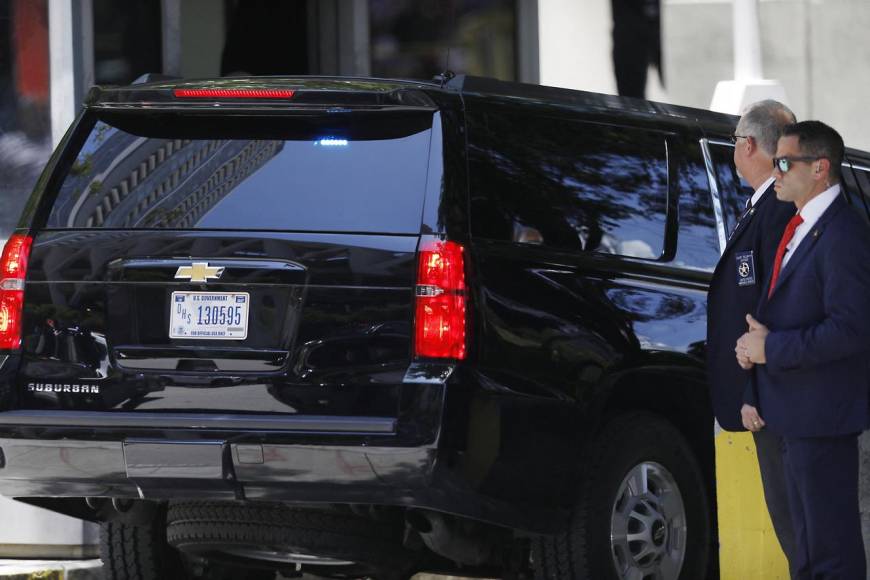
[0,561,486,580]
[0,559,101,579]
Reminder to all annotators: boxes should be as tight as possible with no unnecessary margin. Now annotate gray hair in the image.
[737,100,796,156]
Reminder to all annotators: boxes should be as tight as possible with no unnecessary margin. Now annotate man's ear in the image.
[745,135,757,156]
[816,158,831,178]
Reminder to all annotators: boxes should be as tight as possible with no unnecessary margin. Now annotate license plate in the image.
[169,292,250,340]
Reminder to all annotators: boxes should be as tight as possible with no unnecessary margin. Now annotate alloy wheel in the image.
[610,461,687,580]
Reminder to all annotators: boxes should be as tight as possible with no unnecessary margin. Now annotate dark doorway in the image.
[370,0,517,81]
[93,0,162,85]
[221,0,309,76]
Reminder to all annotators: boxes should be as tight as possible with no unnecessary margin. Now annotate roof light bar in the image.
[315,138,349,147]
[173,89,296,99]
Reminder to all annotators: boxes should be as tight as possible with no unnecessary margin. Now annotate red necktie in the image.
[768,213,804,298]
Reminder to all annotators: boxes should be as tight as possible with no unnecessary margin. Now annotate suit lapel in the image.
[723,183,775,254]
[725,205,756,250]
[765,194,846,301]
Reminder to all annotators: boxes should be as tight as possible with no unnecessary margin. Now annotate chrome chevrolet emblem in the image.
[174,262,224,283]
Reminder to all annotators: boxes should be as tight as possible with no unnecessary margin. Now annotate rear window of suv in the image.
[46,112,434,233]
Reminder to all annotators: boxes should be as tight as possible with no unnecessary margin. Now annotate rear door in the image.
[14,109,437,421]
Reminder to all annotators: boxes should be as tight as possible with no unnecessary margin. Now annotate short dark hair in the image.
[781,120,845,180]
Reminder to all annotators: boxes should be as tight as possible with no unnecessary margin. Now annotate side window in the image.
[469,112,668,259]
[841,164,859,205]
[858,168,870,196]
[841,162,870,225]
[708,143,754,234]
[673,155,720,272]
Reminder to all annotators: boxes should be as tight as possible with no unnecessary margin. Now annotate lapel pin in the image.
[812,229,820,239]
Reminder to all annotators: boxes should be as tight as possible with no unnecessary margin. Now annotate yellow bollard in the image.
[715,429,790,579]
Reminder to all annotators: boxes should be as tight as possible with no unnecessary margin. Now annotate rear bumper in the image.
[0,435,436,502]
[0,363,568,533]
[0,364,442,502]
[0,434,561,534]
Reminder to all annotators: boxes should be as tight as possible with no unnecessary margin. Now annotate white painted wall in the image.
[49,0,92,147]
[537,0,667,100]
[538,0,616,93]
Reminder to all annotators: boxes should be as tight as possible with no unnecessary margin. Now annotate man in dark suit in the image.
[738,121,870,579]
[706,99,798,573]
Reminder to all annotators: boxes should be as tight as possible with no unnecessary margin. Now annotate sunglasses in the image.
[772,156,824,173]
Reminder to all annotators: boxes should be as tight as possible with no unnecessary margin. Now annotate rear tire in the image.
[100,509,187,580]
[166,501,415,574]
[532,411,711,580]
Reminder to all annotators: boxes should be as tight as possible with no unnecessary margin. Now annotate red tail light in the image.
[0,234,32,350]
[414,239,467,360]
[173,88,296,99]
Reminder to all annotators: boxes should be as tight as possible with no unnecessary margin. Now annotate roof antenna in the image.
[434,65,455,87]
[433,2,457,87]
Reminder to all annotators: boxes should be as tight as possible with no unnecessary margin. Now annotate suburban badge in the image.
[27,382,100,394]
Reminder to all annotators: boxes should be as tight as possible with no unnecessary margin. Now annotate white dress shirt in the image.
[748,176,776,208]
[781,183,841,268]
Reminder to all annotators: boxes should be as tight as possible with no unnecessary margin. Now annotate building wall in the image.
[537,0,668,105]
[663,0,870,151]
[538,0,616,94]
[536,0,870,151]
[180,0,224,78]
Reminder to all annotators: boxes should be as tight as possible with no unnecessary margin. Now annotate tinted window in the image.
[469,112,668,259]
[841,164,859,203]
[708,142,753,234]
[47,115,433,233]
[841,162,870,225]
[673,156,720,272]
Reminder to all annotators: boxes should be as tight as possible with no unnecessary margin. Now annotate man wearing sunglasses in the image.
[737,121,870,579]
[707,99,799,575]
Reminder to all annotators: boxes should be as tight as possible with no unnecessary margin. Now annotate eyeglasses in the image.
[772,156,824,173]
[730,134,750,144]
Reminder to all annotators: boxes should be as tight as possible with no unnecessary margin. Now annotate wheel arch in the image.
[596,361,719,578]
[601,363,715,487]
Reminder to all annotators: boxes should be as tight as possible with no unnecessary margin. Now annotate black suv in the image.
[2,75,869,580]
